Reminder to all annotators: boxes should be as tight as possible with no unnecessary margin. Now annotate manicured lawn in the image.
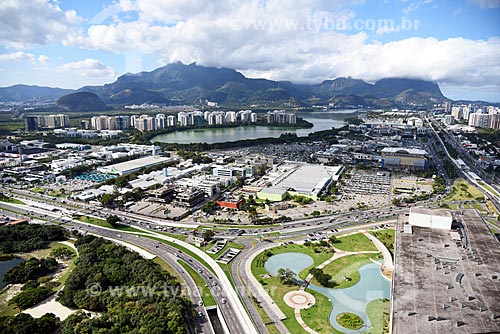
[333,233,378,252]
[442,179,484,202]
[478,181,500,196]
[486,200,499,215]
[252,243,333,279]
[178,260,216,307]
[143,235,216,275]
[77,215,110,227]
[310,253,380,289]
[366,298,390,334]
[0,197,25,205]
[76,215,145,233]
[157,231,188,241]
[301,289,342,334]
[261,276,308,334]
[30,187,45,194]
[370,229,395,254]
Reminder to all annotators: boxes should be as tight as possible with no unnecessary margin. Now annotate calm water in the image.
[151,109,367,144]
[264,252,313,277]
[265,253,391,334]
[0,257,24,289]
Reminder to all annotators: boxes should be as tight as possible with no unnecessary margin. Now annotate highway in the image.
[0,200,251,334]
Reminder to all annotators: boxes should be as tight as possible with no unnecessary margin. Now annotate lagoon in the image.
[0,257,24,290]
[265,253,390,333]
[151,109,367,144]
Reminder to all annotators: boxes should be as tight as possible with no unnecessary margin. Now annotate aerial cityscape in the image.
[0,1,499,334]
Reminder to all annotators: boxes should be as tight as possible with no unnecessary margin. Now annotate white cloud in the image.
[63,0,500,93]
[0,0,82,48]
[468,0,500,8]
[37,55,50,64]
[57,59,117,79]
[0,51,35,63]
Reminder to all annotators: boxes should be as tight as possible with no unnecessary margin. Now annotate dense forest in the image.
[0,227,194,334]
[57,235,193,333]
[0,224,67,254]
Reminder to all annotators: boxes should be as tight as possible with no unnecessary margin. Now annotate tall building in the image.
[167,115,176,127]
[24,116,38,131]
[468,113,491,128]
[134,115,156,132]
[156,114,166,130]
[36,114,69,129]
[490,114,500,130]
[444,101,452,113]
[451,106,462,120]
[91,115,109,130]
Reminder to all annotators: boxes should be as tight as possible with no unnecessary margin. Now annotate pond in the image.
[0,257,24,290]
[265,253,391,333]
[264,252,313,277]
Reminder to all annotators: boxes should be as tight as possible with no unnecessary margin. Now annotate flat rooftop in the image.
[101,156,169,174]
[409,207,453,218]
[276,164,338,194]
[392,209,500,334]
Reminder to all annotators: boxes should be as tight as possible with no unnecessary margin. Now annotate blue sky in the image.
[1,0,499,101]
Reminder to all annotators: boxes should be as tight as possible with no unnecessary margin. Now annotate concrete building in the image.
[408,207,453,230]
[392,209,500,334]
[34,114,69,129]
[24,116,38,131]
[490,114,500,130]
[468,113,491,128]
[381,147,428,170]
[98,156,170,176]
[134,115,156,132]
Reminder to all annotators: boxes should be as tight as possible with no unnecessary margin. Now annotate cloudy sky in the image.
[0,0,499,101]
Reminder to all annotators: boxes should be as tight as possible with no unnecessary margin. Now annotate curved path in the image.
[362,231,394,279]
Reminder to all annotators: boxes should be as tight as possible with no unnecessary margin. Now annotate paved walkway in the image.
[59,240,78,256]
[363,231,394,279]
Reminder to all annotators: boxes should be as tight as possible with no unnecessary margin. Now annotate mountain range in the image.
[0,62,448,108]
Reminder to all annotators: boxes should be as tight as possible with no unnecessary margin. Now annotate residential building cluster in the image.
[448,103,500,130]
[24,114,70,131]
[266,110,297,124]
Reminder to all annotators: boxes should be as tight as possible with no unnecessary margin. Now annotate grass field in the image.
[310,253,380,289]
[152,257,178,280]
[442,179,484,202]
[478,181,500,196]
[76,215,145,233]
[370,229,395,254]
[143,235,216,275]
[178,260,216,307]
[0,197,25,205]
[301,289,342,333]
[366,298,390,334]
[252,243,333,279]
[333,233,378,252]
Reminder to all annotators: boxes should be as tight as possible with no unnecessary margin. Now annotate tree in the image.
[201,201,217,214]
[100,193,116,208]
[106,215,121,227]
[329,235,338,244]
[309,268,334,287]
[277,268,296,286]
[50,247,75,260]
[202,229,215,241]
